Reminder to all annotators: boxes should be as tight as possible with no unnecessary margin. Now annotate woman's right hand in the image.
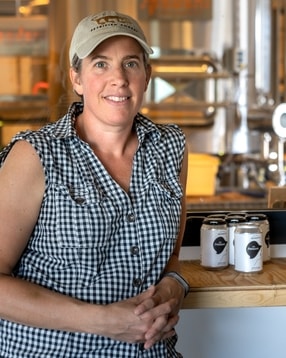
[91,286,158,344]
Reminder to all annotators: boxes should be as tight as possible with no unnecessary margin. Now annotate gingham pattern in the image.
[0,102,185,357]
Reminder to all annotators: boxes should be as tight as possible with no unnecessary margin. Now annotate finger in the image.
[161,314,179,333]
[143,328,176,350]
[143,313,179,347]
[138,298,175,321]
[134,298,155,316]
[134,286,157,316]
[144,314,168,341]
[136,285,156,302]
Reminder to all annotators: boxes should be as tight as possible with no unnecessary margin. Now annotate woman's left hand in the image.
[134,277,185,349]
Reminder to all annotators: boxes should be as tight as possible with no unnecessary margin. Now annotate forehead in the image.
[90,35,145,56]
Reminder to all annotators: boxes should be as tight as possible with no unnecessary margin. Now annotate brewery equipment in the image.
[141,0,286,191]
[272,103,286,186]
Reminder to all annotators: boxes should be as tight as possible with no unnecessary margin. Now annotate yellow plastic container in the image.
[186,153,219,196]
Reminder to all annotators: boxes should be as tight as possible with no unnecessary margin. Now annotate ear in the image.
[69,67,83,95]
[144,64,152,92]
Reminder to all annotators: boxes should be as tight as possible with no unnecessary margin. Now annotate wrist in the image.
[162,271,190,297]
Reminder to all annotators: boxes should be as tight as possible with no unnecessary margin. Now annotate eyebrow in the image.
[89,54,142,62]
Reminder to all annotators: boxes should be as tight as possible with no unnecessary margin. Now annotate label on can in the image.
[234,228,263,273]
[200,218,228,269]
[246,214,270,262]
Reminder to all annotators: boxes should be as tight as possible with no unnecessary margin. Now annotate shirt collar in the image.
[51,102,161,144]
[51,102,82,139]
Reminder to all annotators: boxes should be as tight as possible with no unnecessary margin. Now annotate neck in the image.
[75,114,137,157]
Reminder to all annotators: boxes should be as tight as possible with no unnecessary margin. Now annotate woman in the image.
[0,11,189,357]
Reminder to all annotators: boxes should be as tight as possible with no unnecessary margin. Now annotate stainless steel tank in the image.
[142,0,285,156]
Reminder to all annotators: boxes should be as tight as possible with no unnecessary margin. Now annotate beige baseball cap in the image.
[69,10,153,65]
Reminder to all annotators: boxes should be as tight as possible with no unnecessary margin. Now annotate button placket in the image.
[125,209,143,290]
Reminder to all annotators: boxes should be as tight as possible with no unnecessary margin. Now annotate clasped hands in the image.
[105,278,185,350]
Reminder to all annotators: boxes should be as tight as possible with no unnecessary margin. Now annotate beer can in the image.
[226,211,246,218]
[200,218,228,270]
[225,215,246,265]
[245,213,270,262]
[207,213,226,219]
[234,223,263,273]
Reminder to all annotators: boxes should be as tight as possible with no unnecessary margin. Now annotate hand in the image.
[134,277,185,349]
[97,286,157,344]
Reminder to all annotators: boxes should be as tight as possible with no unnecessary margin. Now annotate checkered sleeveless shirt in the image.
[0,102,185,357]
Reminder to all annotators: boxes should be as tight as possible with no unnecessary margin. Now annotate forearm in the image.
[0,274,157,344]
[0,274,98,334]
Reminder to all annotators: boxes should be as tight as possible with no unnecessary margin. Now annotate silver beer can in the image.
[234,223,263,273]
[226,211,246,218]
[245,214,270,262]
[200,218,228,270]
[207,214,226,219]
[225,215,246,265]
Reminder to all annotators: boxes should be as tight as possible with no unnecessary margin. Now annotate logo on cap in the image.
[94,15,133,26]
[90,14,138,34]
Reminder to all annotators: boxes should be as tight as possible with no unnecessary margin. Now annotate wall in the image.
[176,307,286,358]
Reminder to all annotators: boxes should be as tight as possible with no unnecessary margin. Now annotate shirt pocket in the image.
[54,184,112,249]
[151,176,183,241]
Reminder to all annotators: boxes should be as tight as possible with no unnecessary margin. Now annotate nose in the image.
[111,66,129,87]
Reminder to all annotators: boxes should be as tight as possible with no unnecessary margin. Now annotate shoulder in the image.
[0,140,44,177]
[0,140,45,205]
[0,128,48,167]
[136,113,185,143]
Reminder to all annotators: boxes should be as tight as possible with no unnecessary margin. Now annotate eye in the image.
[124,60,139,69]
[94,61,107,68]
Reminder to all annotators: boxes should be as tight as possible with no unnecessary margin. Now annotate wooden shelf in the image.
[181,258,286,309]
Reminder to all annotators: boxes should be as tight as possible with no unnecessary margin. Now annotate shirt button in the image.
[132,277,142,288]
[75,197,85,204]
[130,246,139,256]
[126,213,136,222]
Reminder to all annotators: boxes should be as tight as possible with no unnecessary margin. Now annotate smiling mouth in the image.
[105,96,129,102]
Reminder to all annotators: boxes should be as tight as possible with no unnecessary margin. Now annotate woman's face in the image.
[70,36,151,129]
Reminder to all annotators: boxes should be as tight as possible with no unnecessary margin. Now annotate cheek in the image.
[134,74,149,94]
[79,79,99,96]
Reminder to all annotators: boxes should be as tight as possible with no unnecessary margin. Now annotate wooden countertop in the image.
[181,258,286,309]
